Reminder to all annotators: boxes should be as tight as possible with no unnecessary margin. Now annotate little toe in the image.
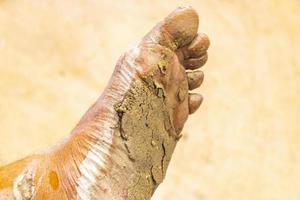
[188,93,203,114]
[187,70,204,90]
[187,33,210,58]
[185,53,208,70]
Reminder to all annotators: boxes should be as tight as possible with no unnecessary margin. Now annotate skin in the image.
[0,6,209,200]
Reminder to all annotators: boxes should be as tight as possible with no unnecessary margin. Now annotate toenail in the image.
[186,53,208,69]
[187,71,204,90]
[188,33,210,58]
[188,93,203,114]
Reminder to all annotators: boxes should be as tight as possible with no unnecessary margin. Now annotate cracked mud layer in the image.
[114,78,176,199]
[13,170,35,200]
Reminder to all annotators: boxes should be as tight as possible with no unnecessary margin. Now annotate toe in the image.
[164,6,199,48]
[187,33,210,58]
[185,53,208,70]
[188,93,203,114]
[187,70,204,90]
[143,6,199,50]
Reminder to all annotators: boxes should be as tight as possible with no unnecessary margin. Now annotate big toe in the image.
[164,6,199,47]
[143,6,199,50]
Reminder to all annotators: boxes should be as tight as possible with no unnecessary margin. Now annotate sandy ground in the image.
[0,0,300,199]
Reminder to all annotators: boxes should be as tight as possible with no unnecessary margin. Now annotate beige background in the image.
[0,0,300,199]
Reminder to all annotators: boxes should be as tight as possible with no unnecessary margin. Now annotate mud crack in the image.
[114,76,177,199]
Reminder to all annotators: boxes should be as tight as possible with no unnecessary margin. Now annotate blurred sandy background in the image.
[0,0,300,199]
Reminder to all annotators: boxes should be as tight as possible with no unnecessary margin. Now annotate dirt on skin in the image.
[114,77,176,199]
[13,170,35,200]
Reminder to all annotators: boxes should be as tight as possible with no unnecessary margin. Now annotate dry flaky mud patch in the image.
[0,0,300,200]
[113,79,176,199]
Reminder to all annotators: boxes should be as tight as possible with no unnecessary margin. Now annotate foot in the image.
[75,6,210,199]
[0,6,210,200]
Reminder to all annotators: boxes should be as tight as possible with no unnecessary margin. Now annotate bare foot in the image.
[0,6,209,200]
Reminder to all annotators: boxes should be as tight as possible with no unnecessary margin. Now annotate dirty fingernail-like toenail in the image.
[186,53,208,69]
[187,70,204,90]
[188,93,203,114]
[188,33,210,58]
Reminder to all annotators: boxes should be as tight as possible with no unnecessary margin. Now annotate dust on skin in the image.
[114,78,177,200]
[0,156,40,200]
[13,169,35,200]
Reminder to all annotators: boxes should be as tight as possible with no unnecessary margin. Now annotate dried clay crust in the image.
[114,78,177,200]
